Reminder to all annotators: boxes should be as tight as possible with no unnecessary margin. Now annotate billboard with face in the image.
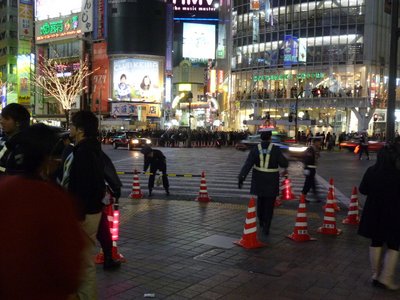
[183,23,216,60]
[35,0,81,20]
[112,58,162,103]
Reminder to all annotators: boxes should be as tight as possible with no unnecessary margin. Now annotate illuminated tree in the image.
[32,55,97,127]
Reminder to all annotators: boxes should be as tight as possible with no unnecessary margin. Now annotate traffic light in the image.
[288,113,293,122]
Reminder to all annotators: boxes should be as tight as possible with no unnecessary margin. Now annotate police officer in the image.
[238,128,288,235]
[0,103,31,175]
[301,136,322,202]
[140,146,170,196]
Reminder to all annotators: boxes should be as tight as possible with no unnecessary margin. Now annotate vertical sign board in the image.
[19,0,34,39]
[92,42,110,112]
[81,0,93,33]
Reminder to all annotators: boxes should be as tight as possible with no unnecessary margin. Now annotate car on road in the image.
[339,138,385,152]
[111,131,152,150]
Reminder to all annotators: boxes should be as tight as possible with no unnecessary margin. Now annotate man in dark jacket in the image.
[0,103,31,176]
[301,136,322,202]
[60,111,105,299]
[238,128,288,235]
[140,146,169,196]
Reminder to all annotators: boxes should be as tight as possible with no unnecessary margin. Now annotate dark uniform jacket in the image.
[303,145,319,170]
[239,141,288,197]
[358,165,400,245]
[143,149,166,172]
[0,132,25,176]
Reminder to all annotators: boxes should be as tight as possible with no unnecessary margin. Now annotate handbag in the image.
[354,145,360,154]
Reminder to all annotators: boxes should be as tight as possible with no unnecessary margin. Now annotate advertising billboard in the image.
[35,14,81,43]
[19,0,34,39]
[92,42,109,113]
[183,23,216,60]
[17,54,32,105]
[112,58,162,103]
[35,0,81,20]
[283,35,299,66]
[111,102,160,118]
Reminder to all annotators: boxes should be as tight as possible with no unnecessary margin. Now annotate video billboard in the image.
[35,0,81,20]
[183,23,216,60]
[17,54,32,105]
[112,58,162,103]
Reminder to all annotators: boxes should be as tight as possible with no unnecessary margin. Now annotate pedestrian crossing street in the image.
[110,147,330,204]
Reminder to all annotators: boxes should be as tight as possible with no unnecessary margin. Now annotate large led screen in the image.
[183,23,216,60]
[35,0,81,20]
[112,58,161,103]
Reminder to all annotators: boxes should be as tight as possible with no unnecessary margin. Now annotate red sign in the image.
[92,42,110,113]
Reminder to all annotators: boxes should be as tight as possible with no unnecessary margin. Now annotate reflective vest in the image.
[253,143,279,173]
[0,143,8,173]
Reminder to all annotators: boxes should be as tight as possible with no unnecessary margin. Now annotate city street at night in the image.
[95,146,398,299]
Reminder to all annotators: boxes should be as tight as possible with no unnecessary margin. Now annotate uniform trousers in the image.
[256,196,276,234]
[302,168,316,195]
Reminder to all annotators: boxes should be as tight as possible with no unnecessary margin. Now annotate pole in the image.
[294,92,300,142]
[387,0,399,142]
[187,99,192,148]
[98,88,102,131]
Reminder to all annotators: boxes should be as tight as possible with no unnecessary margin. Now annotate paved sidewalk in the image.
[96,197,400,299]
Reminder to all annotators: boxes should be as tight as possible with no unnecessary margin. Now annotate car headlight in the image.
[131,139,139,144]
[288,146,308,152]
[145,138,151,144]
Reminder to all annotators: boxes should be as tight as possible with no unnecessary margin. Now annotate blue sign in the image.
[283,35,299,67]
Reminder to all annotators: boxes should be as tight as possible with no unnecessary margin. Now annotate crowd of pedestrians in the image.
[0,104,122,299]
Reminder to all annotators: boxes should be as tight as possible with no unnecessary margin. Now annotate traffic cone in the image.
[195,171,211,202]
[287,194,316,242]
[280,176,297,200]
[95,202,126,264]
[234,197,266,249]
[318,190,342,235]
[342,186,360,225]
[323,178,340,211]
[129,169,143,199]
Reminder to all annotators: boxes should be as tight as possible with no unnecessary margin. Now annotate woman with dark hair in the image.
[117,73,131,100]
[358,144,400,290]
[140,75,151,91]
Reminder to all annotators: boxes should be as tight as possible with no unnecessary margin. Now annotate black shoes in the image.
[148,190,152,197]
[103,258,121,271]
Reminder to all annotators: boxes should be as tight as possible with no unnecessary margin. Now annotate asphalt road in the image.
[103,144,375,205]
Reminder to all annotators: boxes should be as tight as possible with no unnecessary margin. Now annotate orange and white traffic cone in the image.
[280,175,297,201]
[324,178,340,211]
[95,201,126,264]
[287,194,316,242]
[318,190,342,235]
[342,186,360,225]
[195,171,211,202]
[129,169,143,199]
[234,197,266,249]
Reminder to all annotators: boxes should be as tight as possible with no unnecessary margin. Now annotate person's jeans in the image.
[77,212,102,300]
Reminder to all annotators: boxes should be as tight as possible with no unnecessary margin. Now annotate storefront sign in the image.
[111,102,160,117]
[19,0,33,39]
[36,14,81,43]
[253,72,325,82]
[81,0,93,33]
[91,42,110,113]
[170,0,218,19]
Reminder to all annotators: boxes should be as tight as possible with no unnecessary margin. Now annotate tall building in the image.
[0,0,34,111]
[230,0,400,136]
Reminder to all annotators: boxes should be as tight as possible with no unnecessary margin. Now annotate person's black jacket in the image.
[103,151,122,199]
[68,137,106,218]
[0,132,25,176]
[143,149,166,171]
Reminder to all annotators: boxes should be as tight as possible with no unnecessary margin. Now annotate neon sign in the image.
[36,15,81,42]
[253,72,325,82]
